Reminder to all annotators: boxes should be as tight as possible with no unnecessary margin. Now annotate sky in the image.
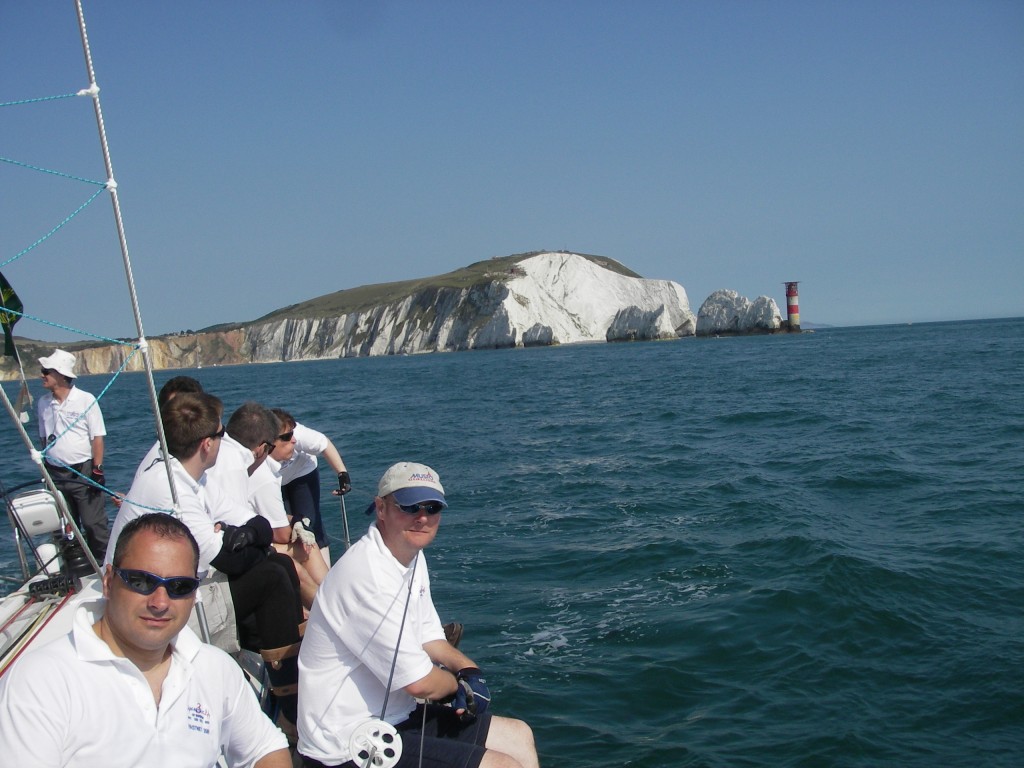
[1,0,1021,344]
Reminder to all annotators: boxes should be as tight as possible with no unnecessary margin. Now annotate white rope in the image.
[379,555,418,719]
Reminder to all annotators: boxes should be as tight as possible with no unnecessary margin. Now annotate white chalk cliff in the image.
[248,252,697,360]
[2,252,697,378]
[696,289,782,336]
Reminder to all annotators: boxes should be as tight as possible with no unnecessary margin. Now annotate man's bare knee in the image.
[484,715,539,768]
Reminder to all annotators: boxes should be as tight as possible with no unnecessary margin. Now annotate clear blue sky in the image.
[2,1,1021,342]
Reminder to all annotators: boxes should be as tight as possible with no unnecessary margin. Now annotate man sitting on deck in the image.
[0,513,291,767]
[297,461,539,768]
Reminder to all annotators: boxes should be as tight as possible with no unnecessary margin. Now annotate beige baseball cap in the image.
[374,462,447,509]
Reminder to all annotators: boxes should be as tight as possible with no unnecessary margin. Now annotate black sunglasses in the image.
[395,501,445,516]
[115,568,200,599]
[276,430,294,442]
[40,368,56,376]
[206,425,226,440]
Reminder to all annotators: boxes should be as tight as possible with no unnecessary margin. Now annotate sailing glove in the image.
[337,471,352,495]
[90,465,105,486]
[452,667,490,723]
[291,518,316,548]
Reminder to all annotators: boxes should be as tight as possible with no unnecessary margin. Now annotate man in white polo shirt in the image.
[36,347,109,559]
[204,401,278,525]
[0,512,290,767]
[107,392,305,728]
[297,462,539,768]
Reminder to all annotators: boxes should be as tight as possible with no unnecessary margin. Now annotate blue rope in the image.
[0,93,80,108]
[0,156,106,186]
[0,187,106,270]
[0,307,134,347]
[39,344,140,451]
[6,86,165,512]
[40,345,144,500]
[114,496,177,516]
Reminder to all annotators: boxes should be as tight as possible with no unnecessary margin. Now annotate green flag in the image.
[0,271,23,359]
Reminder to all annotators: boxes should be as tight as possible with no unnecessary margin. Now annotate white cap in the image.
[377,462,446,508]
[39,349,77,379]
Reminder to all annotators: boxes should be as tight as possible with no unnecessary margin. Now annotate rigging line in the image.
[0,93,79,108]
[0,384,102,579]
[39,345,140,469]
[0,186,106,271]
[0,156,106,186]
[0,308,136,347]
[113,458,183,516]
[419,700,427,768]
[379,555,419,720]
[73,0,178,513]
[107,496,176,516]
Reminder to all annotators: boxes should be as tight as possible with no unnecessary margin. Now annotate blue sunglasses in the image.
[115,568,200,599]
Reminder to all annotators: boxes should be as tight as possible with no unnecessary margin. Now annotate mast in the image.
[72,0,179,509]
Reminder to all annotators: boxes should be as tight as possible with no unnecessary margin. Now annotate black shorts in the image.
[302,705,492,768]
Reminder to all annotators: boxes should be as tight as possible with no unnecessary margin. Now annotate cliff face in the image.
[243,252,696,359]
[2,252,696,378]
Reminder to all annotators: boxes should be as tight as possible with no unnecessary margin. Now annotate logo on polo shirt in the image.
[186,701,211,735]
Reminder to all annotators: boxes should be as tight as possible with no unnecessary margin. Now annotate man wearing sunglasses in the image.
[204,401,280,522]
[0,513,291,767]
[297,462,539,768]
[270,407,353,565]
[36,347,110,560]
[106,392,305,732]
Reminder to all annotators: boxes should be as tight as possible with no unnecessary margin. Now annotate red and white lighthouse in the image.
[784,282,800,331]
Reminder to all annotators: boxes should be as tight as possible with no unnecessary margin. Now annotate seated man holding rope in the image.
[297,462,539,768]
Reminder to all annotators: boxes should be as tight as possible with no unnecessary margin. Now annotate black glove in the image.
[221,524,258,552]
[452,667,491,723]
[211,518,271,577]
[337,471,352,495]
[90,465,105,486]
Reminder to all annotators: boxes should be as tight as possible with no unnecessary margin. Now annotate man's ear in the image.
[101,563,114,598]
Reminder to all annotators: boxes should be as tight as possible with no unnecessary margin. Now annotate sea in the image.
[2,317,1022,767]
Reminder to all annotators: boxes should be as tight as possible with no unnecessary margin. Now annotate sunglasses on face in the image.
[276,431,294,442]
[40,368,56,376]
[206,425,226,440]
[394,500,445,516]
[115,567,200,599]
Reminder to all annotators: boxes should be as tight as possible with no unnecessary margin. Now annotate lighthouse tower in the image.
[784,282,800,331]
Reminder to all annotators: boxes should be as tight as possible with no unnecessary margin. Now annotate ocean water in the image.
[2,318,1022,766]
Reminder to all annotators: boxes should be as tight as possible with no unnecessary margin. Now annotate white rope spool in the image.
[349,718,402,768]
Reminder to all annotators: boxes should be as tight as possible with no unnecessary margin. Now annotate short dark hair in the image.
[161,392,223,459]
[270,408,296,432]
[158,376,203,409]
[112,513,200,573]
[226,402,278,450]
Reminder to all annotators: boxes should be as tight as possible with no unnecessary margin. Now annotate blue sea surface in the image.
[3,318,1023,766]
